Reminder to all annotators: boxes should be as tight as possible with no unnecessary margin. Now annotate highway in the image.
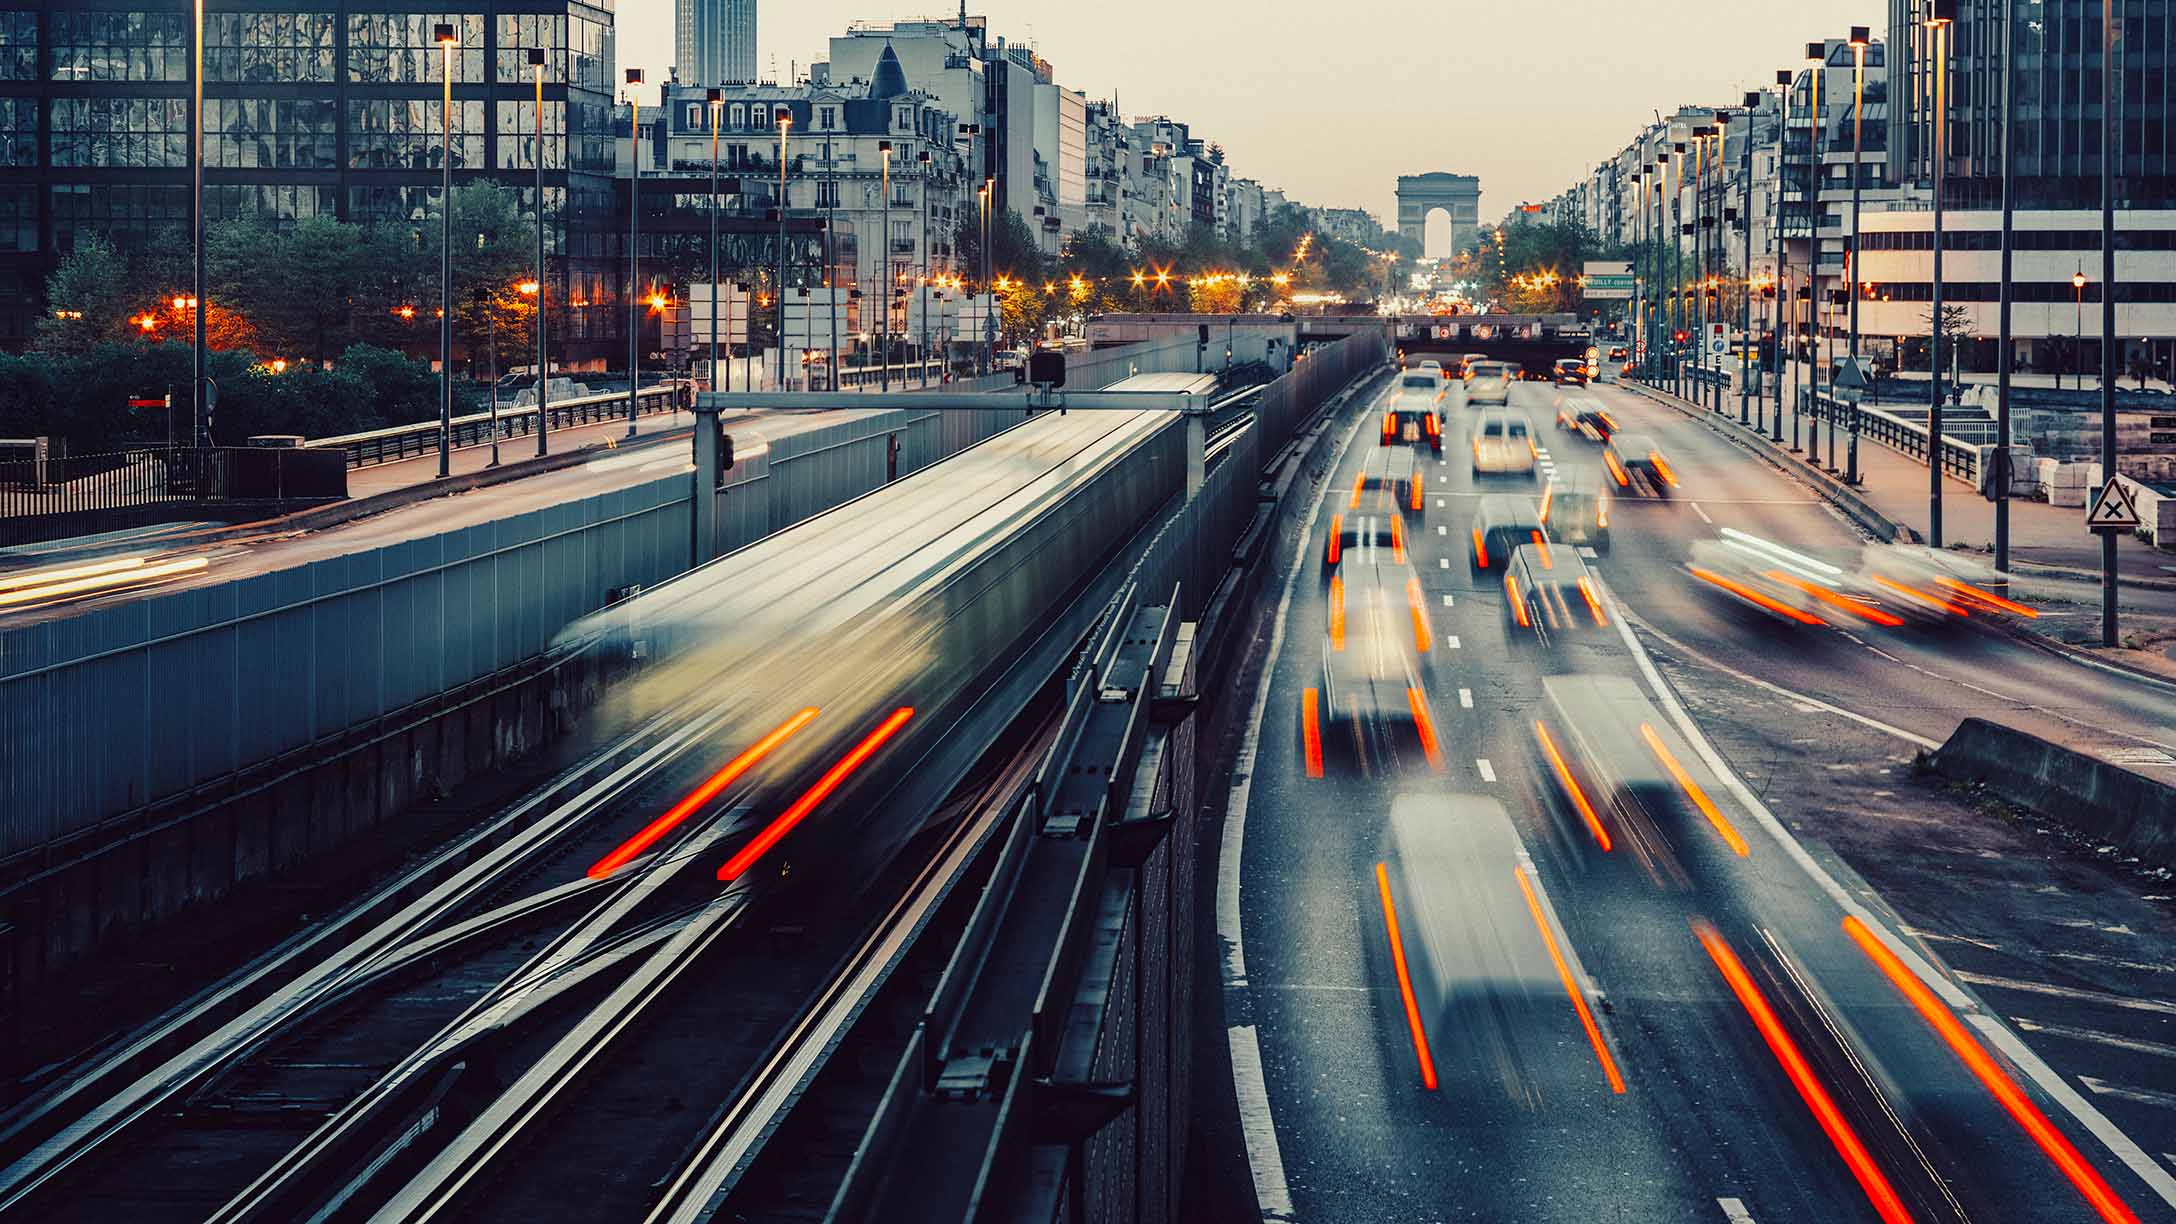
[1220,371,2176,1223]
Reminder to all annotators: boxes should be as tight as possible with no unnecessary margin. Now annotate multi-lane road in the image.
[1219,370,2176,1223]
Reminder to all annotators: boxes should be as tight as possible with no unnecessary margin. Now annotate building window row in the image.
[495,13,564,84]
[1865,280,2176,304]
[50,96,190,168]
[0,10,34,81]
[207,183,337,225]
[206,11,336,83]
[207,97,337,169]
[0,183,32,252]
[0,94,31,165]
[494,99,565,170]
[51,182,188,252]
[347,12,485,85]
[346,98,483,171]
[1862,228,2176,252]
[51,11,190,82]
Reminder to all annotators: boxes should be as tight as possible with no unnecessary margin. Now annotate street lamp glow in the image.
[2072,271,2088,291]
[518,280,539,295]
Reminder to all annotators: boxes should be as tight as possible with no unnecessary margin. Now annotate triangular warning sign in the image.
[1833,358,1869,391]
[2085,479,2141,531]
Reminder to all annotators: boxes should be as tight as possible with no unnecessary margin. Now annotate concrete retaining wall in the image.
[1932,716,2176,868]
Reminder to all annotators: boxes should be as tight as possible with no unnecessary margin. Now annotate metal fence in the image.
[0,446,348,547]
[1802,388,1983,485]
[305,381,691,468]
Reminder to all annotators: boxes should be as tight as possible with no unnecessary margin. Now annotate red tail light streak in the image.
[1577,576,1608,626]
[1472,528,1488,569]
[1605,451,1630,487]
[1348,473,1365,510]
[1405,687,1445,770]
[1695,921,1915,1224]
[1326,515,1343,567]
[1301,688,1325,778]
[1932,575,2038,619]
[1841,916,2139,1224]
[1533,720,1611,851]
[1409,471,1424,511]
[1515,865,1626,1093]
[1767,572,1907,627]
[1530,530,1552,569]
[1689,566,1826,626]
[1406,577,1429,652]
[1329,576,1346,650]
[1375,862,1439,1091]
[1639,723,1747,856]
[716,707,915,882]
[1391,511,1407,565]
[588,708,821,878]
[1505,573,1530,628]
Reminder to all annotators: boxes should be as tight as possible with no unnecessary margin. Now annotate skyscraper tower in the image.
[677,0,758,85]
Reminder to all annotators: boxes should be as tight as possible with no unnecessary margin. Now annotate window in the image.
[569,13,611,92]
[348,184,438,226]
[568,98,613,172]
[495,13,565,83]
[820,106,836,129]
[51,11,189,82]
[494,99,566,170]
[0,11,35,80]
[347,98,484,170]
[729,103,746,128]
[0,184,33,252]
[207,12,334,83]
[205,98,336,169]
[346,13,483,84]
[0,96,32,165]
[50,183,188,252]
[49,97,189,167]
[751,103,769,129]
[207,184,336,226]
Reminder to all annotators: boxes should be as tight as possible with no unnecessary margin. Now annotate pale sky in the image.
[616,1,1882,227]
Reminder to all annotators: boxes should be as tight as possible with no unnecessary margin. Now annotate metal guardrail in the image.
[0,446,349,547]
[305,382,691,469]
[1802,388,1982,484]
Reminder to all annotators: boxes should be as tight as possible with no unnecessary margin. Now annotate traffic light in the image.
[1674,330,1688,344]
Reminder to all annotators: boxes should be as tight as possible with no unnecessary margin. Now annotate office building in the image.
[675,0,755,87]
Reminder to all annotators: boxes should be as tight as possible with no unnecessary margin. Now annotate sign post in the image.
[2085,477,2139,648]
[1833,357,1869,484]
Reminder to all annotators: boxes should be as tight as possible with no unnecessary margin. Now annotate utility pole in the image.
[1741,94,1756,428]
[533,48,550,456]
[1994,3,2016,575]
[1805,42,1825,468]
[1929,8,1952,547]
[2099,0,2119,645]
[1772,68,1791,443]
[777,111,791,392]
[625,69,644,437]
[1847,26,1870,484]
[880,140,892,393]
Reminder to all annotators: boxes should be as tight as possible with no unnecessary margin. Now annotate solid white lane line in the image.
[1608,579,2176,1212]
[1690,500,1714,524]
[1446,635,1461,650]
[1459,688,1473,708]
[2012,1018,2176,1061]
[1218,394,1382,1222]
[1619,610,1938,750]
[2080,1077,2176,1111]
[1951,971,2176,1016]
[1843,630,2176,754]
[1718,1198,1757,1223]
[1476,758,1496,782]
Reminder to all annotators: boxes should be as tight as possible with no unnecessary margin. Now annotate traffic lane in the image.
[1403,433,2155,1222]
[1242,388,1710,1221]
[1565,381,2176,761]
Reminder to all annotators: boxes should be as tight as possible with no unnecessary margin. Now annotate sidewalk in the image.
[344,408,694,499]
[1640,377,2176,586]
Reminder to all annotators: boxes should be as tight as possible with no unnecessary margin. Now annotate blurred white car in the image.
[1472,411,1536,476]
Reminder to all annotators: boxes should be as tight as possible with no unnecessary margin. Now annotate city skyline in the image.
[615,0,1882,232]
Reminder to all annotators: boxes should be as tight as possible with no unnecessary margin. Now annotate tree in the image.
[956,207,1048,289]
[33,234,133,355]
[1924,303,1971,378]
[208,214,371,365]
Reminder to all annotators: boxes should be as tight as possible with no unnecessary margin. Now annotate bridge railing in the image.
[305,381,691,469]
[1801,388,1983,485]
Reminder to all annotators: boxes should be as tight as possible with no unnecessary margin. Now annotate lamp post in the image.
[1804,40,1825,467]
[981,178,994,376]
[434,23,459,477]
[190,0,206,448]
[708,88,722,399]
[1672,139,1685,397]
[918,148,932,387]
[2073,269,2087,391]
[1772,68,1791,442]
[2098,0,2118,646]
[1995,1,2016,575]
[1741,92,1758,428]
[531,47,550,455]
[879,139,892,392]
[1845,25,1870,484]
[776,109,791,392]
[1927,2,1954,547]
[624,67,644,435]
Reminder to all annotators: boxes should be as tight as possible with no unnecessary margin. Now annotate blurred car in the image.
[1603,431,1677,496]
[1325,457,1422,572]
[1467,361,1512,404]
[1601,346,1630,383]
[1502,540,1609,646]
[1540,467,1611,554]
[1418,358,1444,377]
[1459,352,1490,379]
[1683,530,1855,628]
[1469,493,1546,573]
[1385,371,1447,454]
[1539,674,1744,874]
[1307,569,1439,776]
[1471,411,1537,477]
[1553,396,1618,442]
[1852,543,2040,627]
[1552,358,1589,387]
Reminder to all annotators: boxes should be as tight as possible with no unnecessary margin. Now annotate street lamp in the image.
[707,88,723,399]
[879,139,892,392]
[776,108,791,392]
[530,46,550,456]
[1804,39,1826,466]
[1926,0,1956,547]
[917,148,932,387]
[2073,269,2088,391]
[436,21,458,479]
[1741,91,1760,429]
[1845,25,1870,483]
[189,0,206,448]
[625,67,644,435]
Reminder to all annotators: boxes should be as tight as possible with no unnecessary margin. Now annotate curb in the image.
[2002,620,2176,692]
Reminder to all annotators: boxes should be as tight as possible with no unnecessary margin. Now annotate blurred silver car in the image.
[1471,411,1536,477]
[1467,361,1512,404]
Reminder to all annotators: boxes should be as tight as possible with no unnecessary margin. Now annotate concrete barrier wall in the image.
[1932,717,2176,868]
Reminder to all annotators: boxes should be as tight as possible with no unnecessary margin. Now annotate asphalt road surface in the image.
[1219,371,2176,1223]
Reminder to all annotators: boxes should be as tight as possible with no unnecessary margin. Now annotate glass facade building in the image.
[0,0,621,353]
[1888,0,2176,208]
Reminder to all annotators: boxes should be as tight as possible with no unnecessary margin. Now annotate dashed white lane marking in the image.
[1952,971,2176,1016]
[1578,546,1599,559]
[2012,1017,2176,1061]
[1441,593,1454,607]
[1437,525,1447,535]
[1718,1199,1756,1224]
[1436,498,1445,507]
[1446,635,1461,650]
[2080,1076,2176,1111]
[1459,688,1473,708]
[1476,758,1496,782]
[1438,558,1449,569]
[1605,581,2176,1212]
[1690,500,1714,524]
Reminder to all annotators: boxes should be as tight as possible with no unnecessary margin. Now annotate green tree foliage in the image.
[32,234,133,355]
